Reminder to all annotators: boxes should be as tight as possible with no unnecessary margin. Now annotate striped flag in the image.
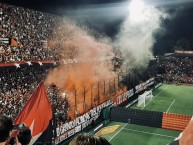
[0,38,10,44]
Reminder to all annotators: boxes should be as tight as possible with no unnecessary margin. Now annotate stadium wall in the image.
[53,77,155,144]
[110,107,163,128]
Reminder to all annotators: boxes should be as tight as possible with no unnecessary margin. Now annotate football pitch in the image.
[102,83,193,145]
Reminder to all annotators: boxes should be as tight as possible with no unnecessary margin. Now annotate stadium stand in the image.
[0,3,61,62]
[0,2,72,126]
[1,2,193,145]
[0,65,70,125]
[162,113,191,131]
[152,56,193,84]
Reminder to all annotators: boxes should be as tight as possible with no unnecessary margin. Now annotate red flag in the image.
[14,81,52,142]
[11,38,18,46]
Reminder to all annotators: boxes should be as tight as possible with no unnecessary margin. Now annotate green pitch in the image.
[102,83,193,145]
[102,122,179,145]
[133,83,193,115]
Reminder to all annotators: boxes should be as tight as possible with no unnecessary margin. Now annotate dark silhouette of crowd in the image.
[69,133,111,145]
[17,126,32,145]
[0,115,13,144]
[0,115,32,145]
[1,115,110,145]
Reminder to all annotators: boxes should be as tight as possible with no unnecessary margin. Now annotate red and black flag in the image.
[14,81,53,144]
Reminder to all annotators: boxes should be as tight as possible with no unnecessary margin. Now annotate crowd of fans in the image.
[1,3,193,144]
[0,3,72,126]
[0,3,62,62]
[0,65,70,124]
[153,56,193,84]
[0,114,111,145]
[0,3,121,126]
[1,1,192,120]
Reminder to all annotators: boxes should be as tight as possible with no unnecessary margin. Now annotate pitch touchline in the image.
[178,92,193,96]
[123,128,176,138]
[108,123,127,142]
[166,99,175,112]
[142,85,169,109]
[155,97,174,100]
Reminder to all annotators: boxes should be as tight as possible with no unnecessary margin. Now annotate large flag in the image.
[14,81,53,144]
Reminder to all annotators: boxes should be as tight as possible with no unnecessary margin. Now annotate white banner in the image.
[54,100,113,144]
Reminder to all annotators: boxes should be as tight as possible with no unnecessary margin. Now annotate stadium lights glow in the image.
[129,0,146,23]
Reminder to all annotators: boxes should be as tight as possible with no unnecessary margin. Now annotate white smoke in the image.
[115,0,168,69]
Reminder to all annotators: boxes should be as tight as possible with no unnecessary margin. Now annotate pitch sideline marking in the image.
[155,96,174,100]
[108,123,127,142]
[178,92,193,96]
[123,128,176,138]
[166,99,175,113]
[142,85,169,110]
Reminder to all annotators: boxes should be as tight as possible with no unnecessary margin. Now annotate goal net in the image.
[137,90,153,108]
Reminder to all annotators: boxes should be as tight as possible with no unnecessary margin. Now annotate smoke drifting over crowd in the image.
[46,19,116,91]
[115,0,168,69]
[45,0,170,91]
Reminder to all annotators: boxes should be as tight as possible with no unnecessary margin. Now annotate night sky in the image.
[1,0,193,55]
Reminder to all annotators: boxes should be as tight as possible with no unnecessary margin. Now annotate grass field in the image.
[101,83,193,145]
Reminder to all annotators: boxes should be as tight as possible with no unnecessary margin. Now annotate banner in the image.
[125,89,134,99]
[135,78,155,94]
[54,100,113,144]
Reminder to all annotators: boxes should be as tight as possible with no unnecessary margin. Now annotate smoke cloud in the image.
[45,0,169,91]
[114,0,168,69]
[45,19,116,91]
